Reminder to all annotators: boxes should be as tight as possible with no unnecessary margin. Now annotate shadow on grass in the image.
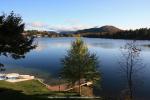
[0,88,46,100]
[0,88,86,100]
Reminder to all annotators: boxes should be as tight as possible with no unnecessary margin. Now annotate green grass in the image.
[0,80,49,95]
[0,80,80,100]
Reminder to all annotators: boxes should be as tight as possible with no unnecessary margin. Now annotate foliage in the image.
[61,38,101,86]
[25,30,60,37]
[0,11,35,59]
[0,11,24,36]
[79,28,150,40]
[24,30,80,37]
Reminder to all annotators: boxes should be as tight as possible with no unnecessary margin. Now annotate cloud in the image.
[25,21,94,32]
[26,22,48,28]
[47,24,92,32]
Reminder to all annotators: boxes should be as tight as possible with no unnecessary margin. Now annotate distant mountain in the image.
[59,31,76,34]
[76,25,122,34]
[47,31,59,34]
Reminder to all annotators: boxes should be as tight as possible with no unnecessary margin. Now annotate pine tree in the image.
[61,38,101,94]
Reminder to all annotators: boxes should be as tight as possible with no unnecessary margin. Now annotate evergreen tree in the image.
[0,12,35,72]
[61,38,101,94]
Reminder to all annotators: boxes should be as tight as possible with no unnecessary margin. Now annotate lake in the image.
[0,37,150,99]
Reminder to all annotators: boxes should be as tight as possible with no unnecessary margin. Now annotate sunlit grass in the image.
[0,80,79,100]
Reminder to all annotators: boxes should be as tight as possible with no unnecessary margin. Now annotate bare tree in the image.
[119,41,144,100]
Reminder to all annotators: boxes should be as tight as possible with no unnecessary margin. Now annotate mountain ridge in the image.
[75,25,122,34]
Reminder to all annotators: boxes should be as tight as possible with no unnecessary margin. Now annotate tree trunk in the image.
[79,79,81,95]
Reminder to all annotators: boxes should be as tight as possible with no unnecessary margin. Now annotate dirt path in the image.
[47,84,68,91]
[36,78,92,91]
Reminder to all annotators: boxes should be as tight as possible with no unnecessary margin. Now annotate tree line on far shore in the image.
[24,30,79,37]
[25,28,150,40]
[80,28,150,40]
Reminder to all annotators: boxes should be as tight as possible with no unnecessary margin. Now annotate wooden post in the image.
[59,75,61,91]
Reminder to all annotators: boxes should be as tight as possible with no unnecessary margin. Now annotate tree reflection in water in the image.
[119,41,145,100]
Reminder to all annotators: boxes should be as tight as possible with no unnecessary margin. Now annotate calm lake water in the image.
[0,37,150,99]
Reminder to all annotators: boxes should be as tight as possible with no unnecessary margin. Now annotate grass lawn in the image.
[0,80,79,100]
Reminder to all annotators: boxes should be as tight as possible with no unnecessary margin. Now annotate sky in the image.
[0,0,150,31]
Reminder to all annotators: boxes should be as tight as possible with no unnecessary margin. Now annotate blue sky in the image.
[0,0,150,31]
